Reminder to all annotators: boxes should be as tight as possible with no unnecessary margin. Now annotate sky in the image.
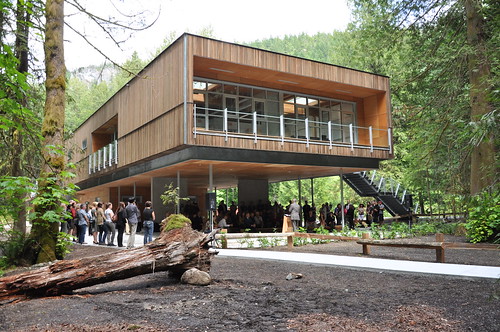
[64,0,351,69]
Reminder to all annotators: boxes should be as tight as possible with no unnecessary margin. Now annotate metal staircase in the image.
[342,171,412,216]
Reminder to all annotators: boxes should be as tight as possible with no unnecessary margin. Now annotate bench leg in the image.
[436,247,445,263]
[287,235,293,250]
[362,244,371,255]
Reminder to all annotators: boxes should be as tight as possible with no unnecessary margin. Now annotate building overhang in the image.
[193,56,385,101]
[76,146,379,194]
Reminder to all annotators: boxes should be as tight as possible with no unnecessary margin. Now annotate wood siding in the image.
[70,34,392,186]
[119,105,185,166]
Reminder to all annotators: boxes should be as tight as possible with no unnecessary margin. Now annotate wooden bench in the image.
[357,233,446,263]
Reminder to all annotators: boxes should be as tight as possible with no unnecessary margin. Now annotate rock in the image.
[285,272,303,280]
[181,268,212,286]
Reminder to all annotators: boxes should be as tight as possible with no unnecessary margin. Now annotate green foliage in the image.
[160,183,189,214]
[257,237,271,248]
[55,232,73,259]
[0,176,35,222]
[0,230,33,270]
[269,176,360,207]
[465,191,500,243]
[162,214,191,232]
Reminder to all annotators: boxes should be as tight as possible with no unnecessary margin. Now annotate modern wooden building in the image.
[67,33,393,219]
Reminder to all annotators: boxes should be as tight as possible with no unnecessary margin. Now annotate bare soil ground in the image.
[0,235,498,332]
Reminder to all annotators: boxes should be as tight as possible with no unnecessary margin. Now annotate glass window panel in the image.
[239,86,252,97]
[283,94,294,103]
[297,120,306,138]
[342,113,354,142]
[268,121,280,137]
[267,91,279,101]
[239,97,252,113]
[284,103,295,117]
[266,101,280,117]
[342,102,353,112]
[308,98,319,106]
[321,110,330,122]
[225,97,238,132]
[225,97,237,111]
[296,96,307,105]
[297,106,306,119]
[284,119,296,138]
[224,84,238,95]
[208,93,223,131]
[253,88,266,99]
[208,93,223,110]
[207,83,223,93]
[331,111,342,141]
[331,111,341,123]
[308,107,320,121]
[331,102,341,111]
[193,81,207,90]
[319,100,330,108]
[255,101,265,114]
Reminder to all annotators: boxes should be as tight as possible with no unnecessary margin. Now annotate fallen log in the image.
[0,223,216,303]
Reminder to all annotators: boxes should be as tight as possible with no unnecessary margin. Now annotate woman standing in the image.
[89,202,98,244]
[115,202,126,247]
[142,201,155,244]
[96,202,106,244]
[103,202,116,246]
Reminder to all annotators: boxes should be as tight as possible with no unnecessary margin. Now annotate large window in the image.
[193,78,357,143]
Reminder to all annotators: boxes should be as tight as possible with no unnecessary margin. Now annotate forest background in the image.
[63,0,498,214]
[0,0,498,264]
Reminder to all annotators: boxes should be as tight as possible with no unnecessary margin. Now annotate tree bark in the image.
[465,0,496,195]
[0,225,216,303]
[12,0,31,235]
[29,0,66,263]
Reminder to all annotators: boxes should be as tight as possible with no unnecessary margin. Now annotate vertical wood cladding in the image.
[70,34,392,186]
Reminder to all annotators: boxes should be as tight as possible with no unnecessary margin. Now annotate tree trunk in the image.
[465,0,496,195]
[0,225,216,303]
[29,0,66,263]
[12,0,31,235]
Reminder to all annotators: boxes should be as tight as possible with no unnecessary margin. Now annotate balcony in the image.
[193,106,392,153]
[88,140,118,174]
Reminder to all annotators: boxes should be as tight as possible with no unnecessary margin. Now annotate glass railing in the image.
[193,106,392,152]
[88,140,118,174]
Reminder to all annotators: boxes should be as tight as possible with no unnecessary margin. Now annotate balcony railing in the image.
[88,140,118,174]
[193,106,392,153]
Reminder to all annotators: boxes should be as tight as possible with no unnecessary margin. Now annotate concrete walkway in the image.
[78,231,499,279]
[213,249,500,279]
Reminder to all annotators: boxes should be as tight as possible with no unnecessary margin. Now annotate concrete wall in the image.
[238,179,269,208]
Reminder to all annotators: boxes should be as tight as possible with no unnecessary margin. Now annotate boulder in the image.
[180,268,212,286]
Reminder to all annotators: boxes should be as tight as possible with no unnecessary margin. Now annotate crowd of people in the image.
[61,197,156,248]
[60,196,387,243]
[186,198,386,233]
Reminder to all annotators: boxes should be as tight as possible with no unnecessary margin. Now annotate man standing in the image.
[76,203,89,244]
[289,198,301,231]
[302,200,311,225]
[125,197,141,249]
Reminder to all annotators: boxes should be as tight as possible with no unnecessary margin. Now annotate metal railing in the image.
[193,106,392,152]
[88,140,118,174]
[360,170,409,203]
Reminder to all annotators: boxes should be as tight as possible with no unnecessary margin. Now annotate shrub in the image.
[0,230,33,271]
[465,191,500,243]
[162,214,191,232]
